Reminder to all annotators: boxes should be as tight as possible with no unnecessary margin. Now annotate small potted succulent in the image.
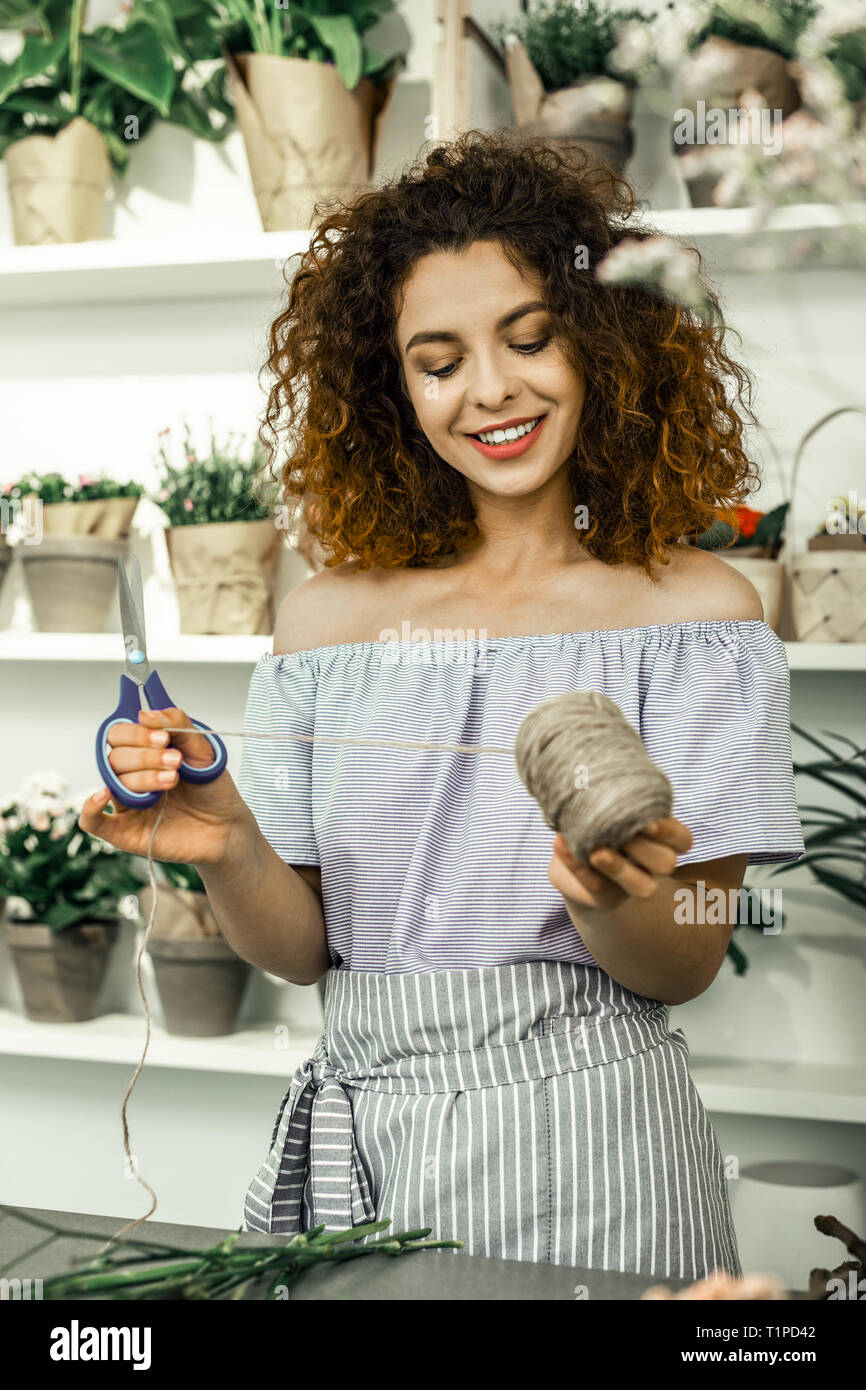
[150,420,282,635]
[136,862,251,1037]
[497,0,644,176]
[195,0,406,231]
[0,773,141,1023]
[6,470,143,631]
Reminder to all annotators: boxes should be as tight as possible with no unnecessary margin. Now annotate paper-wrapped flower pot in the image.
[224,49,396,231]
[504,36,634,178]
[166,518,282,634]
[138,885,251,1037]
[4,116,111,245]
[673,36,800,207]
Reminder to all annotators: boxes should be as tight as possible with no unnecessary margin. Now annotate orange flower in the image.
[735,506,763,540]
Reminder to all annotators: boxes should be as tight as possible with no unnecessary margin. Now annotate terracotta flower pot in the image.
[146,938,252,1037]
[137,884,251,1037]
[19,535,128,632]
[4,918,118,1023]
[4,116,111,246]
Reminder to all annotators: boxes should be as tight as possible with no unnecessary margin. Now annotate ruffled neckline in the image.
[261,618,772,663]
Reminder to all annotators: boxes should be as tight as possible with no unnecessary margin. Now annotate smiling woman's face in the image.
[395,240,585,501]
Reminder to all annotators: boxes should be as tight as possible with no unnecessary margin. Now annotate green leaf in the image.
[307,13,363,89]
[0,33,68,104]
[80,26,176,117]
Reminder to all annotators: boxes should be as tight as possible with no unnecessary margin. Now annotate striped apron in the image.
[243,960,741,1281]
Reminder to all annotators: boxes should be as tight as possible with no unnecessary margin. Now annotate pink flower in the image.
[158,488,170,500]
[31,814,51,831]
[157,427,171,436]
[2,481,13,494]
[183,497,194,512]
[78,474,95,488]
[185,453,197,463]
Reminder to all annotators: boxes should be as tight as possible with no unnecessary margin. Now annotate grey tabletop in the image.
[0,1205,695,1300]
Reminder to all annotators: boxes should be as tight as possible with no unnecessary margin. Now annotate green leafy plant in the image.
[150,420,279,527]
[769,725,866,912]
[2,470,144,504]
[196,0,405,90]
[692,0,820,60]
[495,0,646,91]
[0,1206,462,1300]
[0,0,232,175]
[0,774,141,932]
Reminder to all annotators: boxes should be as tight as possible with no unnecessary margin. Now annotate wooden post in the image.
[433,0,472,140]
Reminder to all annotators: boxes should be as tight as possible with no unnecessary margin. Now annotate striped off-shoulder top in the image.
[237,620,805,974]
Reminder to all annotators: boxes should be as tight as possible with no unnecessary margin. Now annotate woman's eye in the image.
[513,338,551,354]
[422,336,551,380]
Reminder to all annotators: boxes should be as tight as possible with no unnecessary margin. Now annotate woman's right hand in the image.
[78,706,252,868]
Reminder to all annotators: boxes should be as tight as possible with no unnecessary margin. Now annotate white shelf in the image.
[0,631,270,664]
[0,1007,320,1078]
[1,631,865,670]
[0,229,312,307]
[690,1055,866,1125]
[1,204,864,307]
[0,1009,862,1120]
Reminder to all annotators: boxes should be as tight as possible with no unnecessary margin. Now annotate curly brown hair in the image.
[257,128,761,579]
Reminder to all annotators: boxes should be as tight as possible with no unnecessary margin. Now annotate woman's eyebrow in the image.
[404,299,548,352]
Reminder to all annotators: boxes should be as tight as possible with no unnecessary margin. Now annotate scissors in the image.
[95,555,228,809]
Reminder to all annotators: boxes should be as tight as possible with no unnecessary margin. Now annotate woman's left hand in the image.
[548,817,694,914]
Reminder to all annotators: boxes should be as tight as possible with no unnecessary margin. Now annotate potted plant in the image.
[687,502,789,634]
[6,470,143,631]
[497,0,644,177]
[769,723,866,912]
[673,0,814,206]
[196,0,405,230]
[0,772,141,1023]
[788,407,866,643]
[150,420,282,635]
[137,862,252,1037]
[0,0,233,244]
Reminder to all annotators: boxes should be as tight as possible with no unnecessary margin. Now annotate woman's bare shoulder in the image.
[272,560,385,655]
[648,543,765,623]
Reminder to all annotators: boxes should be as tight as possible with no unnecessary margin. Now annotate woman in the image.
[81,131,804,1281]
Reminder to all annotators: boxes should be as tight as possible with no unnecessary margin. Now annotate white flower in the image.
[23,834,38,852]
[66,832,84,857]
[18,771,68,803]
[6,896,33,920]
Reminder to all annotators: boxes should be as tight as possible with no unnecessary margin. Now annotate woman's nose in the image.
[466,354,520,410]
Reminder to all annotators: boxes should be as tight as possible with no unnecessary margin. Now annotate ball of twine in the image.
[514,690,674,863]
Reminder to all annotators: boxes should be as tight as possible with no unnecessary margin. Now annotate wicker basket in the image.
[787,407,866,643]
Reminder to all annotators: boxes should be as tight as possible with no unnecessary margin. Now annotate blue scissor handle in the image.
[95,672,228,810]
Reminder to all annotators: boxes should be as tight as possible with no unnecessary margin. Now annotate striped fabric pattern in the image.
[237,619,805,974]
[244,960,742,1280]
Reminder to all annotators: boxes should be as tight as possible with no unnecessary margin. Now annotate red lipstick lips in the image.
[466,414,547,460]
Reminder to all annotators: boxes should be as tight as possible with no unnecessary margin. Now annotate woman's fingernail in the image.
[158,770,176,783]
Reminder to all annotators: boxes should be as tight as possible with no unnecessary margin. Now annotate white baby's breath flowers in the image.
[799,0,866,60]
[596,236,709,315]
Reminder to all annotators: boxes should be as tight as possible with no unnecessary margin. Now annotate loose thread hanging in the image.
[95,793,167,1258]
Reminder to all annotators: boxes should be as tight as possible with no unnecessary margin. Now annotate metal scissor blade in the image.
[118,554,151,683]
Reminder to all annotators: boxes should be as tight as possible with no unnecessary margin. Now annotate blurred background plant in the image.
[190,0,405,90]
[0,773,141,931]
[0,0,232,175]
[2,470,144,503]
[150,419,279,527]
[494,0,646,91]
